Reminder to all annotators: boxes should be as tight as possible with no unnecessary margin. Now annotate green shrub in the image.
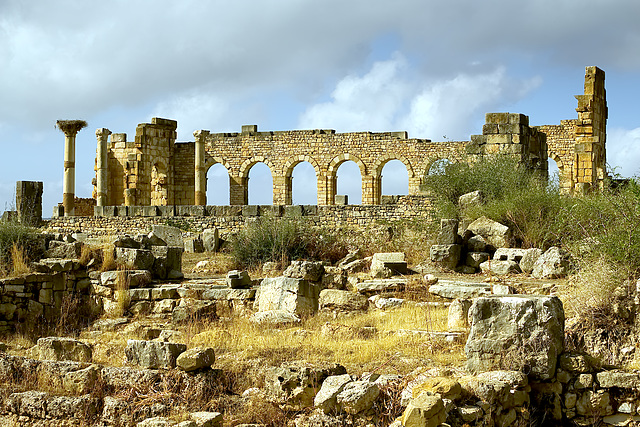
[0,221,42,272]
[422,156,569,248]
[229,216,349,268]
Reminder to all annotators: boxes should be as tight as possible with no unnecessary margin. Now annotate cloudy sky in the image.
[2,0,640,212]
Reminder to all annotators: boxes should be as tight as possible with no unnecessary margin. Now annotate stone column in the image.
[194,130,209,206]
[362,175,376,205]
[272,175,287,205]
[95,128,111,206]
[56,120,87,216]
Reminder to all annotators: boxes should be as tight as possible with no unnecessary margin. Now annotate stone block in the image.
[437,219,459,245]
[150,225,183,247]
[465,295,564,380]
[142,206,159,217]
[115,248,155,270]
[184,237,204,253]
[283,260,325,282]
[356,279,405,295]
[283,205,303,217]
[256,277,319,316]
[33,337,92,362]
[190,412,223,427]
[370,252,407,276]
[493,248,528,262]
[177,205,206,216]
[16,181,43,226]
[467,216,513,250]
[319,289,369,311]
[202,229,219,252]
[519,248,544,274]
[260,205,282,217]
[125,340,186,369]
[485,112,510,124]
[226,270,251,289]
[428,280,491,299]
[151,246,183,279]
[532,246,571,279]
[176,347,215,372]
[158,206,176,217]
[334,195,348,205]
[479,259,521,275]
[242,205,259,217]
[429,244,461,270]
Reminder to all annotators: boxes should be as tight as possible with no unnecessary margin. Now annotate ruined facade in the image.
[88,66,606,213]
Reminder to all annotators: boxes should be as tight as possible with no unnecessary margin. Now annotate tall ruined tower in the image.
[574,66,607,193]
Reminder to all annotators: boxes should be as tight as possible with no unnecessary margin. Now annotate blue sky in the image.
[1,0,640,212]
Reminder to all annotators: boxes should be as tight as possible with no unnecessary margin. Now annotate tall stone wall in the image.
[44,196,434,238]
[538,66,608,193]
[89,66,607,210]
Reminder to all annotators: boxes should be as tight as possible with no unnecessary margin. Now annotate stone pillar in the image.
[95,128,111,207]
[272,175,287,205]
[16,181,43,226]
[283,175,293,205]
[362,175,376,205]
[317,172,330,206]
[229,175,247,205]
[408,176,422,196]
[56,120,87,217]
[194,130,209,206]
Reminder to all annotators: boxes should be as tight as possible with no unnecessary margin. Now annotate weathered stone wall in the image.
[44,196,434,237]
[0,261,91,333]
[538,66,608,193]
[89,66,607,211]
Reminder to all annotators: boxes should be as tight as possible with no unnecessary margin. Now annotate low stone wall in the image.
[43,196,434,237]
[0,260,92,333]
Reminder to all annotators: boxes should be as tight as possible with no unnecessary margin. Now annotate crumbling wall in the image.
[91,66,607,209]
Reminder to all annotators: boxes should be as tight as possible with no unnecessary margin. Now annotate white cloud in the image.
[299,57,540,141]
[607,127,640,178]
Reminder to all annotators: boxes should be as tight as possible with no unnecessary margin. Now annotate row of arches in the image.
[205,159,410,205]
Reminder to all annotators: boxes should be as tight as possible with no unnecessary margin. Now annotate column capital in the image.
[96,128,112,138]
[193,129,210,139]
[56,119,87,137]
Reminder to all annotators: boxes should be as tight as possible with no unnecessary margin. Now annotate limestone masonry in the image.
[54,66,607,220]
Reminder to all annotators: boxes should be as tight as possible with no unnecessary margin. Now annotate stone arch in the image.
[373,156,412,203]
[327,153,366,205]
[205,159,231,206]
[204,156,232,173]
[548,151,572,193]
[283,155,321,205]
[284,155,321,178]
[239,156,277,179]
[373,154,414,178]
[327,153,367,177]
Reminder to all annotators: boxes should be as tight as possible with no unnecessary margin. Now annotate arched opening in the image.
[548,157,560,188]
[427,158,452,175]
[206,163,230,205]
[336,161,362,205]
[381,159,409,196]
[151,161,168,206]
[248,162,273,205]
[291,161,317,205]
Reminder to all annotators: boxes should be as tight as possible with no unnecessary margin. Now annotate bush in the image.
[229,216,349,268]
[422,156,569,248]
[0,221,43,275]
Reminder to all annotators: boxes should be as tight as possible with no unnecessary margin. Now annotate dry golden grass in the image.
[112,269,130,318]
[182,251,239,277]
[101,245,117,272]
[189,303,464,376]
[10,243,30,276]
